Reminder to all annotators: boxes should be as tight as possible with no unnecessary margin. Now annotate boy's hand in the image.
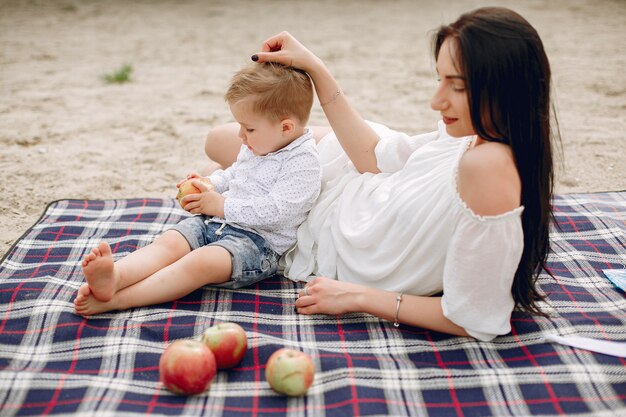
[180,179,225,217]
[176,172,204,188]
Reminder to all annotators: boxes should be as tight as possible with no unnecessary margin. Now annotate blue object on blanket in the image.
[603,269,626,292]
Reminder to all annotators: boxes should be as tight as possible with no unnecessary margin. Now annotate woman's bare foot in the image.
[74,283,118,316]
[81,242,120,302]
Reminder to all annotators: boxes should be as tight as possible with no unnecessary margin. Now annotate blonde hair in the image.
[225,63,313,124]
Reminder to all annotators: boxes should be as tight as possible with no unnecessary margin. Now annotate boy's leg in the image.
[81,230,191,301]
[75,245,232,315]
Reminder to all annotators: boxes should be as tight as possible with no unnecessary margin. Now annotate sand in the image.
[1,0,624,258]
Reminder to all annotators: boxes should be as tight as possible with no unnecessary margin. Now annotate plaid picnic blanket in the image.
[0,192,625,417]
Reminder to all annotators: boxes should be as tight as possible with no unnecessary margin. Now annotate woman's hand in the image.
[180,179,224,217]
[296,277,470,337]
[254,32,381,174]
[296,277,468,336]
[253,31,322,74]
[295,276,366,316]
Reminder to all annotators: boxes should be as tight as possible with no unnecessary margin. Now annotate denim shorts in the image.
[170,216,279,289]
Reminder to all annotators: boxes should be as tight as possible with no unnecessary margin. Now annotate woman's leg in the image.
[202,122,241,173]
[202,122,332,174]
[75,245,232,315]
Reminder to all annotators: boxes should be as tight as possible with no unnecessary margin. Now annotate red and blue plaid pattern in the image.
[1,193,625,416]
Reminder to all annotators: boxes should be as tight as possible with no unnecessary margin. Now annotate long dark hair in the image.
[434,7,558,315]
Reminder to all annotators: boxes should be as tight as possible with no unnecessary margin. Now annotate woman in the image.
[204,7,557,341]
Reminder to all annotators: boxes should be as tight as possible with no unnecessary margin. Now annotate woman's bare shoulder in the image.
[457,142,522,216]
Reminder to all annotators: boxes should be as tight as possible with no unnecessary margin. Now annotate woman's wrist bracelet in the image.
[393,292,403,327]
[320,89,341,107]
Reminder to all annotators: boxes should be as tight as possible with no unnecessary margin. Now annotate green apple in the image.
[265,348,315,396]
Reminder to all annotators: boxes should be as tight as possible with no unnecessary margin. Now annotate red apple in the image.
[159,339,217,395]
[265,348,315,396]
[200,322,248,369]
[177,177,213,209]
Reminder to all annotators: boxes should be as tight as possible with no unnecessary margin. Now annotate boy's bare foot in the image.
[81,242,120,302]
[74,283,117,316]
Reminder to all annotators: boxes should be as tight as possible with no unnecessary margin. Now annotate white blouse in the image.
[283,121,524,341]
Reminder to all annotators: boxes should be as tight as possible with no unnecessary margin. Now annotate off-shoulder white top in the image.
[283,121,524,341]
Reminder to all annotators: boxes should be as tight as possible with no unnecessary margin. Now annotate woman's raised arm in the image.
[253,32,381,174]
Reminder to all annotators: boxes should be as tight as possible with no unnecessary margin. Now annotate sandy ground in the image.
[1,0,624,258]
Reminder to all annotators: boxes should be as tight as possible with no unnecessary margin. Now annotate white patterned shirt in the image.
[208,129,321,254]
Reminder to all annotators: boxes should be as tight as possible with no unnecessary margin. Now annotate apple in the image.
[159,339,217,395]
[265,348,315,396]
[177,177,213,209]
[200,322,248,369]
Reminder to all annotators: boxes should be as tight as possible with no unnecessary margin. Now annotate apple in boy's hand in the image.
[177,177,213,209]
[159,339,217,395]
[265,348,315,396]
[200,322,248,369]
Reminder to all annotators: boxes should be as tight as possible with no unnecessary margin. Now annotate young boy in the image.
[74,63,321,315]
